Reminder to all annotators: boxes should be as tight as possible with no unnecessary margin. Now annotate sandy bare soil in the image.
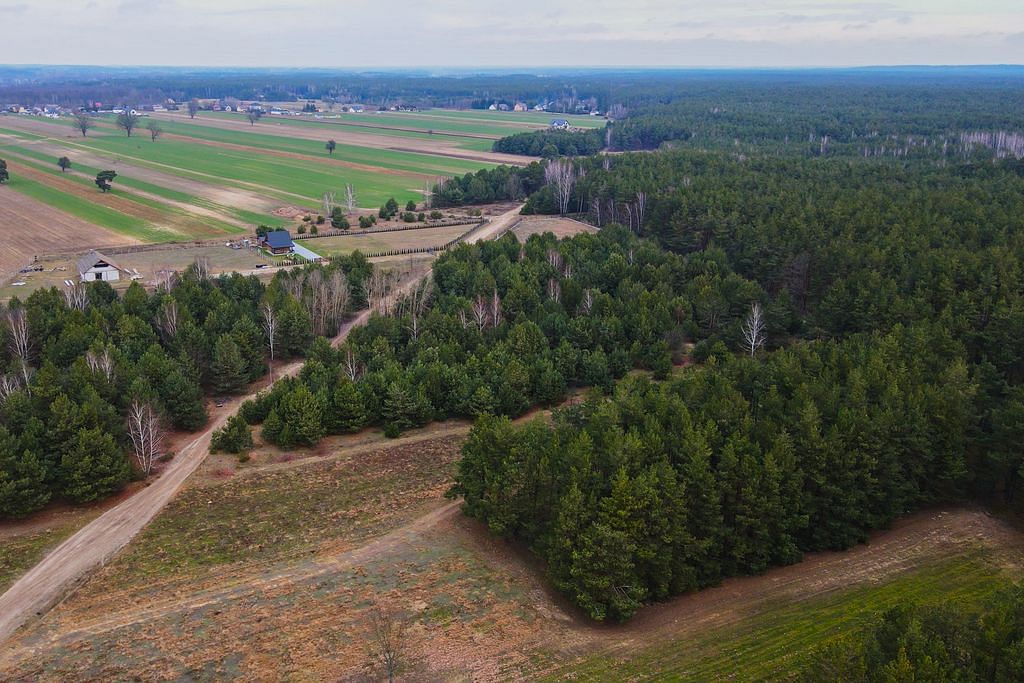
[513,215,600,240]
[0,187,137,280]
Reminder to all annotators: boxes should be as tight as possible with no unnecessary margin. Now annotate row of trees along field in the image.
[445,149,1024,620]
[237,228,760,444]
[492,128,606,157]
[800,585,1024,681]
[0,256,370,519]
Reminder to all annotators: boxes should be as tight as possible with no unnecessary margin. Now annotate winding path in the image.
[0,203,525,644]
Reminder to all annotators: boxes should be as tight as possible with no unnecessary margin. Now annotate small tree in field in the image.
[188,99,199,118]
[0,159,8,183]
[116,110,140,137]
[73,112,93,137]
[247,111,261,126]
[325,139,336,155]
[147,121,162,142]
[367,604,407,683]
[57,156,71,173]
[95,170,117,193]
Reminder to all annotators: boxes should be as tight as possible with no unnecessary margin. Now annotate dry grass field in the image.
[512,216,599,240]
[307,224,475,257]
[1,411,1020,681]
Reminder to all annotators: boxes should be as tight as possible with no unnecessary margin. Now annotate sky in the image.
[0,0,1021,67]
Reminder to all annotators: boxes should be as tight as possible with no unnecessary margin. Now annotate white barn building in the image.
[78,250,128,282]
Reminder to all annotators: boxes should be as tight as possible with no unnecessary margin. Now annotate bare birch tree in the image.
[544,158,576,215]
[63,281,88,311]
[157,297,179,341]
[490,288,502,328]
[741,302,767,357]
[262,302,277,380]
[193,256,210,280]
[6,307,32,387]
[579,289,595,315]
[344,184,357,212]
[471,295,489,331]
[343,346,363,381]
[321,191,336,217]
[635,191,648,231]
[127,400,163,476]
[85,345,116,382]
[0,374,22,401]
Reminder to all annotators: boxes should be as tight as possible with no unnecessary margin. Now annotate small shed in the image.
[260,230,294,254]
[78,250,127,282]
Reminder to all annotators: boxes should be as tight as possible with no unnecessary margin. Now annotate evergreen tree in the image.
[60,428,130,503]
[211,334,248,395]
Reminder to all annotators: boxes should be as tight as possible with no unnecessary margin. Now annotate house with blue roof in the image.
[260,230,294,255]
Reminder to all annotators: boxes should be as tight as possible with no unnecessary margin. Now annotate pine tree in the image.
[161,368,208,431]
[0,429,50,518]
[329,379,367,433]
[211,334,248,395]
[60,428,130,503]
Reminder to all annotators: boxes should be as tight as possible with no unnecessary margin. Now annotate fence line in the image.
[293,218,483,240]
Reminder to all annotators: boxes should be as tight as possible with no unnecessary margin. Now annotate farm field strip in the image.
[307,224,474,257]
[0,147,246,236]
[1,168,175,243]
[1,141,281,228]
[0,122,465,208]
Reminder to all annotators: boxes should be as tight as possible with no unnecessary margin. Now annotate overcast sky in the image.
[0,0,1021,67]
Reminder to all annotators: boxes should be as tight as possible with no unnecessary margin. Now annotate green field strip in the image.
[0,147,245,237]
[201,112,499,151]
[546,551,1017,682]
[2,142,280,229]
[403,109,607,128]
[0,126,421,208]
[3,175,176,243]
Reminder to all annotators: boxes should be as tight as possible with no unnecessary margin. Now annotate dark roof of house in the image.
[550,119,570,126]
[263,230,293,249]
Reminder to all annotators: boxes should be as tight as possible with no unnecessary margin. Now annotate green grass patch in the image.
[547,550,1020,682]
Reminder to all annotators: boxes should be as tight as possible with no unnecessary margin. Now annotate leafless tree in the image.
[247,110,261,126]
[471,295,489,331]
[85,346,116,382]
[579,289,595,315]
[193,256,210,280]
[544,158,576,215]
[0,373,21,401]
[73,112,94,137]
[342,346,363,381]
[147,120,162,142]
[187,99,199,119]
[400,278,433,340]
[741,302,767,357]
[321,191,336,217]
[63,281,88,311]
[590,196,602,227]
[126,400,164,476]
[490,288,502,328]
[505,173,524,201]
[366,269,396,316]
[624,203,634,233]
[547,248,563,272]
[635,191,648,231]
[157,297,180,340]
[367,605,406,683]
[6,307,31,386]
[547,278,561,303]
[262,302,277,380]
[153,266,177,291]
[344,184,357,212]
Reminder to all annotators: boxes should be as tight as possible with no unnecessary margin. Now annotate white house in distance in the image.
[78,250,128,282]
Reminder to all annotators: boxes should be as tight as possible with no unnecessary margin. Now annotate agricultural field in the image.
[0,107,551,292]
[304,224,475,257]
[0,416,1019,681]
[512,215,599,240]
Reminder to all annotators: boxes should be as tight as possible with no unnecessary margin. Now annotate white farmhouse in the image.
[78,250,128,282]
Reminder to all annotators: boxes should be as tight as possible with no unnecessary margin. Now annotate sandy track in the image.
[0,203,525,646]
[0,187,137,280]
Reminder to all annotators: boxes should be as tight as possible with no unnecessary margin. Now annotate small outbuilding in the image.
[78,250,128,282]
[260,230,294,254]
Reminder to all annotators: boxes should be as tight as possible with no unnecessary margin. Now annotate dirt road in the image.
[0,202,525,645]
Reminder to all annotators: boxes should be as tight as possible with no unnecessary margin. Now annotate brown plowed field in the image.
[0,188,136,280]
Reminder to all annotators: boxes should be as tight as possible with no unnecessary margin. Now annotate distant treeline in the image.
[493,128,606,156]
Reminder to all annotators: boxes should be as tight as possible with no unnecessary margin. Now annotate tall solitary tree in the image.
[325,139,336,155]
[73,112,94,137]
[147,121,162,142]
[247,110,261,126]
[57,156,71,173]
[116,110,140,137]
[188,99,199,119]
[0,158,8,183]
